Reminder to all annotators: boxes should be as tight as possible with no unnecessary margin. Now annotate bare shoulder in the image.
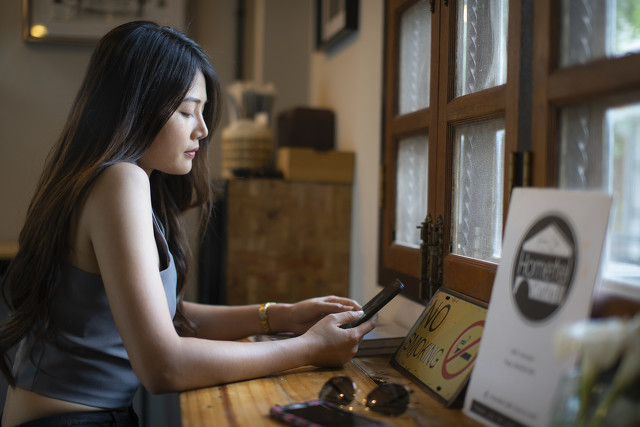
[89,163,150,206]
[70,162,153,273]
[95,162,149,190]
[83,162,153,230]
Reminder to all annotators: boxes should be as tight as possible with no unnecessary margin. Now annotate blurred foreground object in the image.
[552,315,640,426]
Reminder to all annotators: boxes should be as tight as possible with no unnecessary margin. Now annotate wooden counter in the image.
[180,355,482,426]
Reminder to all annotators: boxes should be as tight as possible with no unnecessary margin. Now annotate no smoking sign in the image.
[392,289,487,406]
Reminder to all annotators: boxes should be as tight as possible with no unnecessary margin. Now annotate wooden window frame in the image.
[378,0,441,302]
[531,0,640,317]
[379,0,522,304]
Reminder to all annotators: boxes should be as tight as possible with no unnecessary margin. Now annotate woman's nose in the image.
[195,114,208,140]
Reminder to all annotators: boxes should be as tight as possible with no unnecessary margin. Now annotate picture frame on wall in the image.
[315,0,359,50]
[22,0,185,45]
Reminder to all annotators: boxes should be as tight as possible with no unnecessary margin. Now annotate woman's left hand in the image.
[269,296,362,335]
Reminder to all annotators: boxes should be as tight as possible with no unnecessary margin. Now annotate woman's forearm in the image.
[164,335,311,391]
[181,301,293,340]
[131,306,368,394]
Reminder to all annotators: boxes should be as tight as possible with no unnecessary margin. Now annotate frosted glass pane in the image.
[560,0,640,67]
[451,119,505,262]
[456,0,508,97]
[398,0,431,114]
[559,100,640,287]
[395,134,429,247]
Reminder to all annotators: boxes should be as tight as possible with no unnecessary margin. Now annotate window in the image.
[532,0,640,301]
[379,0,435,302]
[450,118,505,263]
[380,0,640,311]
[379,0,520,303]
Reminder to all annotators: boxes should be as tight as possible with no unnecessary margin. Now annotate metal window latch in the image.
[508,151,532,194]
[419,213,444,301]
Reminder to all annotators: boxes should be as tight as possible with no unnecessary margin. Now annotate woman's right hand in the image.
[301,310,377,367]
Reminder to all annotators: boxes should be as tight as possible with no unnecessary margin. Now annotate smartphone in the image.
[270,400,389,427]
[340,279,404,329]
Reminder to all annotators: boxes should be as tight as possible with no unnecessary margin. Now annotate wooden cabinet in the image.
[221,179,352,305]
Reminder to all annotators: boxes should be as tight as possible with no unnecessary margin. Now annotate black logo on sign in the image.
[511,215,576,323]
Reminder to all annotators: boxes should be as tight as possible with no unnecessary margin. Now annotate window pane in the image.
[395,134,429,247]
[560,0,640,67]
[455,0,508,97]
[399,0,431,114]
[559,100,640,287]
[451,118,505,262]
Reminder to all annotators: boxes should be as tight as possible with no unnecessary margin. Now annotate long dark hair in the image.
[0,21,222,385]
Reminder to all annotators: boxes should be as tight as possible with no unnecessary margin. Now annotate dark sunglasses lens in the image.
[319,376,356,405]
[366,383,409,416]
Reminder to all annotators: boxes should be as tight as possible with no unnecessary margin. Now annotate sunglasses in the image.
[318,375,410,416]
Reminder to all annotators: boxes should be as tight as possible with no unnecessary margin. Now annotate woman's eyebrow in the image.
[183,96,205,104]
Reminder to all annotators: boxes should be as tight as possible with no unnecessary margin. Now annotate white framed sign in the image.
[463,188,612,427]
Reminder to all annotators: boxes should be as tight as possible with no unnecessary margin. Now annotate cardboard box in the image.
[277,147,354,183]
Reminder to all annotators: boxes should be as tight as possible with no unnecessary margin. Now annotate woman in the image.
[0,21,375,426]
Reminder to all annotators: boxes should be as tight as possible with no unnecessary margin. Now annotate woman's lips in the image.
[185,147,199,158]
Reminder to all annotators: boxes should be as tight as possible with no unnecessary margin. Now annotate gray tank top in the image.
[13,214,177,408]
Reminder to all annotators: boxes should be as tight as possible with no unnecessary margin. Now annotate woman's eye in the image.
[180,112,193,118]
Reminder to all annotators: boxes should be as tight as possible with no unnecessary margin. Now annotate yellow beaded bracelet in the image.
[258,302,275,334]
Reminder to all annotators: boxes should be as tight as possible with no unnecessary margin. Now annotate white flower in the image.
[554,314,640,426]
[555,317,627,369]
[591,315,640,425]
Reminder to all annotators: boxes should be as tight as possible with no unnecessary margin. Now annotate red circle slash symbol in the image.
[441,321,485,380]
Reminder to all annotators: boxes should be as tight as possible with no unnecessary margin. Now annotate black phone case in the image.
[340,279,404,329]
[270,400,389,427]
